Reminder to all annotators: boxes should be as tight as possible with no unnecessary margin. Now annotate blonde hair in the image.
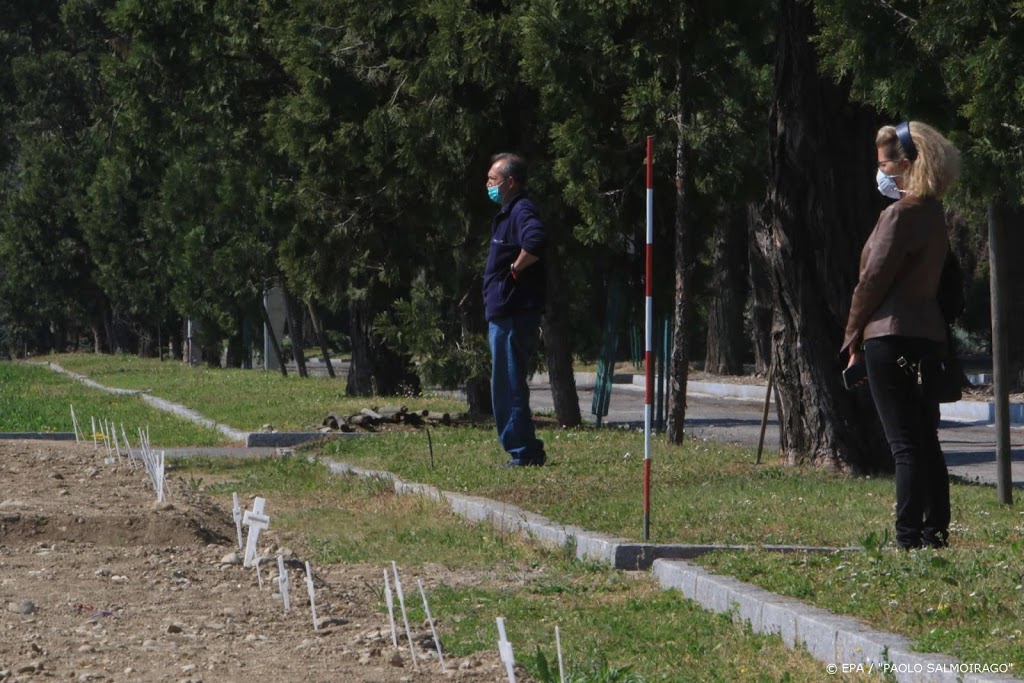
[876,121,960,199]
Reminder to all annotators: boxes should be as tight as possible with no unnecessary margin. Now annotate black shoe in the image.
[922,531,949,549]
[503,452,546,468]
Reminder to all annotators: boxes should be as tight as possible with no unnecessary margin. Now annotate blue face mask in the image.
[875,168,902,200]
[487,182,503,205]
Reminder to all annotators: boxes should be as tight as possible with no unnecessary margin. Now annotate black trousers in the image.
[863,336,950,549]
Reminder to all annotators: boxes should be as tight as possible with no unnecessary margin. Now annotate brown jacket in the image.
[841,195,948,354]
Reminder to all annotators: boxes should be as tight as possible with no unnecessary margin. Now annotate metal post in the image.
[643,135,654,541]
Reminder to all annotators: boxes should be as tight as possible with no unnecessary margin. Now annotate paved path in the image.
[529,375,1024,489]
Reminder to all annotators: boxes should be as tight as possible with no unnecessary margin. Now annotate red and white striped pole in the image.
[643,135,654,541]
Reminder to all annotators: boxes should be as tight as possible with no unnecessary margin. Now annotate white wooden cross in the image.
[277,555,291,611]
[242,497,269,568]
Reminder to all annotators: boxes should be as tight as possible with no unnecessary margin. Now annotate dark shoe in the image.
[922,531,949,549]
[502,452,546,468]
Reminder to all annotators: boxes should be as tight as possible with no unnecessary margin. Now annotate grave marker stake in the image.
[255,556,264,589]
[242,497,269,568]
[155,450,165,501]
[120,424,135,467]
[232,492,244,549]
[91,417,97,448]
[304,561,319,632]
[383,570,399,649]
[417,578,446,672]
[102,420,114,465]
[277,555,291,611]
[497,617,516,683]
[391,562,419,670]
[70,405,81,442]
[111,426,122,463]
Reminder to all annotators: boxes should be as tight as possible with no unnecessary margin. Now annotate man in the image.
[483,153,547,467]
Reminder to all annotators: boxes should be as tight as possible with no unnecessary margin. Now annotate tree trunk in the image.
[260,301,287,377]
[542,227,582,427]
[307,300,336,378]
[757,0,889,471]
[373,339,420,396]
[747,204,774,376]
[284,289,308,378]
[224,332,244,368]
[465,376,492,419]
[705,204,749,375]
[666,62,697,445]
[347,297,374,396]
[458,273,492,418]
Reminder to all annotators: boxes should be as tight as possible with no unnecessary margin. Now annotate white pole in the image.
[91,416,97,448]
[277,555,291,611]
[70,405,81,442]
[497,617,516,683]
[121,424,135,467]
[156,451,165,502]
[112,425,122,463]
[232,492,244,550]
[305,561,319,632]
[103,419,113,464]
[383,570,399,649]
[417,578,446,672]
[556,626,566,683]
[391,562,418,670]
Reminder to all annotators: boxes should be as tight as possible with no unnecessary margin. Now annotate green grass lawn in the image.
[316,428,1024,670]
[0,361,227,445]
[178,455,871,682]
[17,352,1024,673]
[40,352,464,432]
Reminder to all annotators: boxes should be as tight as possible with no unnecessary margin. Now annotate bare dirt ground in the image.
[0,441,510,683]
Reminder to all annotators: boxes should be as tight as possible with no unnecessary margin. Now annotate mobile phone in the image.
[842,363,867,391]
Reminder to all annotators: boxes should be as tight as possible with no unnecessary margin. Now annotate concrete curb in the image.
[245,432,365,447]
[0,432,77,441]
[324,460,862,569]
[37,361,247,442]
[138,393,248,442]
[41,361,145,396]
[324,456,1019,682]
[653,560,1018,683]
[34,362,373,447]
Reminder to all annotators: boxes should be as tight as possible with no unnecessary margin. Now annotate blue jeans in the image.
[489,311,545,460]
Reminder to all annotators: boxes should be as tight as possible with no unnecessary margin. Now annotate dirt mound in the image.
[0,440,509,682]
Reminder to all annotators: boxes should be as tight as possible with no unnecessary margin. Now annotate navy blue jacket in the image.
[483,193,547,321]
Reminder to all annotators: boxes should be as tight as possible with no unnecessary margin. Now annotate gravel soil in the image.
[0,441,508,683]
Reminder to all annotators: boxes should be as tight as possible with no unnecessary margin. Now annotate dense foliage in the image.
[3,0,1022,465]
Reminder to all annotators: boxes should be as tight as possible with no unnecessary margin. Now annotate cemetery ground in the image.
[2,355,1023,680]
[0,440,855,683]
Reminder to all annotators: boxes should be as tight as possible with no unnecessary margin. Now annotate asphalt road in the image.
[528,378,1024,489]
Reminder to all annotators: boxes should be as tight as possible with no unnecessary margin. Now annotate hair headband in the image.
[894,121,917,161]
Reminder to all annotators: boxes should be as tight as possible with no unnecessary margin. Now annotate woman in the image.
[842,121,960,550]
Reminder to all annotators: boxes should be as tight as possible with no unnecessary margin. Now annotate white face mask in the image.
[876,168,903,200]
